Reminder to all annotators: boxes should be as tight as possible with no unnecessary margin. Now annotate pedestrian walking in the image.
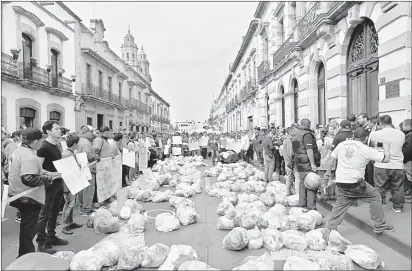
[325,127,395,234]
[262,130,276,183]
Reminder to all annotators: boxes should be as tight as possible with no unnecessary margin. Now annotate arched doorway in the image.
[347,19,379,116]
[292,79,299,123]
[280,86,285,127]
[317,63,326,125]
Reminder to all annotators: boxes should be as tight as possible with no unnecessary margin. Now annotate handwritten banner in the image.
[188,142,200,151]
[75,152,92,180]
[96,155,122,203]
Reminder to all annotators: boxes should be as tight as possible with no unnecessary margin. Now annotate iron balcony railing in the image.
[2,53,72,93]
[257,61,270,81]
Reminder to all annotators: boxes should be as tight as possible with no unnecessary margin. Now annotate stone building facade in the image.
[212,1,411,129]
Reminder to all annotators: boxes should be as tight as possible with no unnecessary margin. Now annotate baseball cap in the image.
[354,127,369,140]
[22,128,43,141]
[340,120,351,129]
[99,126,111,133]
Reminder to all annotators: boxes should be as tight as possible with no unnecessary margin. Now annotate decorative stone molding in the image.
[81,48,120,73]
[347,4,362,27]
[45,27,68,41]
[316,23,335,48]
[12,6,45,27]
[380,2,397,13]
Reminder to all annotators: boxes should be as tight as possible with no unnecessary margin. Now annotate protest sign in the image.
[232,141,242,154]
[139,146,148,170]
[96,155,122,203]
[117,187,128,213]
[188,142,200,151]
[123,148,136,168]
[53,156,90,195]
[172,136,182,145]
[172,147,182,156]
[75,152,92,180]
[226,140,234,151]
[199,137,208,147]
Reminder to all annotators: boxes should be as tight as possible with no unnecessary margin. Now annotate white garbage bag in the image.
[93,240,121,267]
[93,208,120,234]
[127,213,146,233]
[345,244,385,270]
[297,213,317,232]
[254,185,266,193]
[234,202,248,215]
[259,193,275,207]
[117,245,145,270]
[176,206,199,226]
[268,204,287,216]
[285,195,300,207]
[307,210,323,226]
[328,230,352,253]
[216,216,235,230]
[289,207,307,217]
[178,260,215,270]
[217,201,235,216]
[222,227,249,250]
[52,251,75,264]
[238,213,260,230]
[124,199,143,214]
[247,227,263,250]
[282,230,308,251]
[70,250,103,271]
[119,206,131,220]
[152,191,169,203]
[141,243,170,268]
[261,227,283,251]
[314,251,354,270]
[261,212,281,229]
[279,215,299,231]
[155,213,180,232]
[233,252,274,270]
[169,196,195,209]
[159,245,198,270]
[305,228,330,251]
[283,256,320,270]
[223,195,238,205]
[246,201,267,214]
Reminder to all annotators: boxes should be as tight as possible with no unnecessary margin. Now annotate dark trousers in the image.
[326,181,387,232]
[374,167,405,209]
[201,148,207,159]
[274,149,283,174]
[297,170,316,210]
[15,202,42,257]
[365,161,374,186]
[122,165,129,187]
[36,181,63,246]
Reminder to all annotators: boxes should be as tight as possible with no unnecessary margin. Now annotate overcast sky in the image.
[64,1,257,122]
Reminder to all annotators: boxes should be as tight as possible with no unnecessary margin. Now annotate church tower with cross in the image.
[121,26,151,82]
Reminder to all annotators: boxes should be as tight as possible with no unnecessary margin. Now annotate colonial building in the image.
[1,2,78,132]
[149,89,170,133]
[212,1,411,129]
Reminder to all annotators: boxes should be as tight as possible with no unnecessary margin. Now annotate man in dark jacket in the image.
[402,119,411,202]
[254,129,265,166]
[331,120,353,151]
[347,114,359,131]
[292,119,321,210]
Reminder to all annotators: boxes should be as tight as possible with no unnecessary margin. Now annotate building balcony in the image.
[82,83,123,106]
[2,53,73,95]
[257,61,270,81]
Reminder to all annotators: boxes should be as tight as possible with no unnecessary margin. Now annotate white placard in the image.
[172,136,182,145]
[122,148,136,168]
[232,142,242,154]
[188,142,200,151]
[199,137,208,147]
[172,147,182,156]
[75,152,92,180]
[53,156,90,195]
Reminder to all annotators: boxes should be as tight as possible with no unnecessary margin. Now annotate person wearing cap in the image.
[77,125,99,216]
[331,120,353,151]
[291,118,321,210]
[369,115,405,212]
[36,120,69,252]
[9,128,61,256]
[324,127,395,234]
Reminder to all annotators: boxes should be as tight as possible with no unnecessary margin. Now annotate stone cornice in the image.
[29,2,74,32]
[13,6,45,27]
[115,72,128,80]
[273,2,285,18]
[81,48,120,73]
[55,1,82,22]
[45,27,68,41]
[254,1,269,19]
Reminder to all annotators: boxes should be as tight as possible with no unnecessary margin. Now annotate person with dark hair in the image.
[331,120,353,151]
[113,133,129,187]
[9,128,61,256]
[292,118,321,210]
[36,120,68,252]
[401,119,412,202]
[347,114,359,131]
[370,115,405,212]
[60,133,82,235]
[325,127,394,234]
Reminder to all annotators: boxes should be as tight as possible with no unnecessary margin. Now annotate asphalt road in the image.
[2,159,411,270]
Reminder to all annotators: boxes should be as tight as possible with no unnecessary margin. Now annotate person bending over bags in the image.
[8,128,61,257]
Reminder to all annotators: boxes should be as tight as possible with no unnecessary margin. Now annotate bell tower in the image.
[121,26,141,71]
[138,46,151,82]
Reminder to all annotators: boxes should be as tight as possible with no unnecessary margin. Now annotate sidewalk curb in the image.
[249,160,411,260]
[317,199,411,260]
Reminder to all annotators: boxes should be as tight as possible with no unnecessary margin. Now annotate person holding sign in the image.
[8,128,61,256]
[60,134,83,235]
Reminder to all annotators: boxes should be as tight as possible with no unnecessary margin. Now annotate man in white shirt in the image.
[324,127,394,234]
[369,115,405,212]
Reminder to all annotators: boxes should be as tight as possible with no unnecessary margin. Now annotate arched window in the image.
[126,53,129,59]
[280,86,285,127]
[293,79,299,123]
[50,111,61,123]
[51,49,59,87]
[20,107,36,128]
[318,63,326,125]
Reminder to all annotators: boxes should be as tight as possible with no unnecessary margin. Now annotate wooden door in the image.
[318,64,326,125]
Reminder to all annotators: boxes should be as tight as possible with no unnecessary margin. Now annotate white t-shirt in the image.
[369,127,405,169]
[331,140,384,184]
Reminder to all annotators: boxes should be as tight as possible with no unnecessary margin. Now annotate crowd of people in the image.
[0,112,410,259]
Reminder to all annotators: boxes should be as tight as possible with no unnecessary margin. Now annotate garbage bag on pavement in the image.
[307,210,322,226]
[261,228,283,251]
[155,212,181,232]
[176,206,199,226]
[259,193,275,207]
[94,208,120,234]
[222,227,249,250]
[124,199,144,214]
[232,252,275,270]
[93,240,121,267]
[268,204,287,216]
[283,256,320,270]
[178,260,215,270]
[288,207,307,217]
[117,245,145,270]
[52,251,75,264]
[169,196,195,209]
[261,212,281,229]
[345,244,385,270]
[127,213,146,233]
[216,216,235,230]
[141,243,170,268]
[6,252,70,271]
[282,230,308,252]
[247,227,263,250]
[305,228,330,251]
[279,215,299,231]
[70,250,103,271]
[297,213,317,232]
[159,245,198,270]
[217,201,235,216]
[238,213,260,230]
[285,195,300,207]
[328,230,352,253]
[152,191,170,203]
[314,252,354,270]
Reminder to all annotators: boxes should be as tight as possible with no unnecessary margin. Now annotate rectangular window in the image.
[98,71,103,89]
[120,121,123,127]
[86,64,91,85]
[87,117,92,126]
[109,120,113,129]
[108,76,112,93]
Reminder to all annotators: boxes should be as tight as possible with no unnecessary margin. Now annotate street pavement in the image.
[2,159,412,270]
